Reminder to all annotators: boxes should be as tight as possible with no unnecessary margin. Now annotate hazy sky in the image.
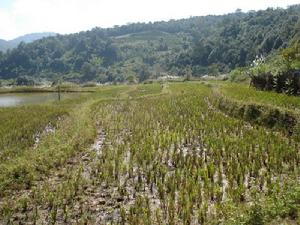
[0,0,299,40]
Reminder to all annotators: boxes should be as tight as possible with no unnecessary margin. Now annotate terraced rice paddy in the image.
[0,82,299,224]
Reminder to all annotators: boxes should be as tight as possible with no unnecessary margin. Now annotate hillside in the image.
[0,39,11,52]
[0,5,299,83]
[0,32,56,52]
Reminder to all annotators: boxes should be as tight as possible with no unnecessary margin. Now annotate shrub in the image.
[230,68,249,83]
[250,70,300,95]
[246,203,264,225]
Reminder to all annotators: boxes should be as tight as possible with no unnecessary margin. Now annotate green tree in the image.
[138,65,151,82]
[281,42,300,70]
[208,64,219,76]
[81,62,96,81]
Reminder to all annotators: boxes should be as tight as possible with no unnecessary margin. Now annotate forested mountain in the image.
[0,32,57,52]
[0,39,13,52]
[0,40,8,52]
[0,5,299,83]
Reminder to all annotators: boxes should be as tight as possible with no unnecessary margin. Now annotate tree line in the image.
[0,5,299,84]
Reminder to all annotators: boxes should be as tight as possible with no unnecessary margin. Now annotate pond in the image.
[0,92,81,107]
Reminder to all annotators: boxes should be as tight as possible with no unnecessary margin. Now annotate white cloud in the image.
[0,0,299,40]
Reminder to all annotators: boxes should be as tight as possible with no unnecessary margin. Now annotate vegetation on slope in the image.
[0,5,299,83]
[229,41,300,96]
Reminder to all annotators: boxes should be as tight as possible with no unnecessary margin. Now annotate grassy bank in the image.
[219,83,300,111]
[209,82,300,140]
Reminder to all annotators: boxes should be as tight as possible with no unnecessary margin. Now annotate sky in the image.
[0,0,299,40]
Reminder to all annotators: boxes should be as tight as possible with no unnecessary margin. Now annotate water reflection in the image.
[0,92,80,107]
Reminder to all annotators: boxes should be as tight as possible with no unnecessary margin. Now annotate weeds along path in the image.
[0,83,299,224]
[0,84,163,223]
[0,85,138,196]
[0,97,98,219]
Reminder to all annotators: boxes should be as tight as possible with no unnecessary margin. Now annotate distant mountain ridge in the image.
[0,32,57,52]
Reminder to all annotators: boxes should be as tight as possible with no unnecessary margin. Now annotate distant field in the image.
[0,82,299,224]
[113,30,185,48]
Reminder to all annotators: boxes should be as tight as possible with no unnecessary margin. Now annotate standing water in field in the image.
[0,92,81,107]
